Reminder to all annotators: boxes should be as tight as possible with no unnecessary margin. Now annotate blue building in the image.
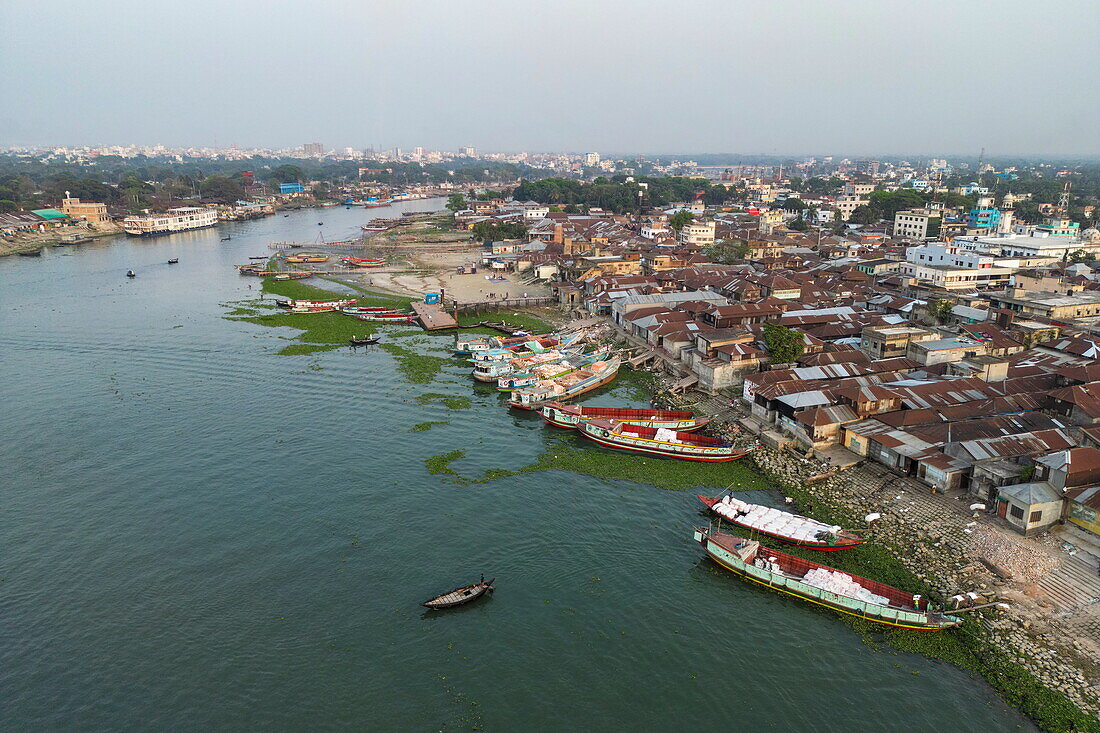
[967,205,1001,232]
[279,183,305,194]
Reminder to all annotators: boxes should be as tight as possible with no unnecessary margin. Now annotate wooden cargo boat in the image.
[289,305,336,314]
[357,311,417,323]
[470,335,575,363]
[340,306,401,315]
[541,403,709,431]
[342,257,385,268]
[697,493,865,551]
[454,333,538,356]
[471,348,570,383]
[508,357,621,410]
[287,298,357,308]
[578,419,750,462]
[498,347,611,391]
[422,577,494,609]
[694,527,960,631]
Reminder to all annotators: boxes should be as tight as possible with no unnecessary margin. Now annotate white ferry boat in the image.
[123,207,218,236]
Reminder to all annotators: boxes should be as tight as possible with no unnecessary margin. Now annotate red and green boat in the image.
[694,526,961,631]
[577,419,750,462]
[540,403,710,431]
[697,493,864,551]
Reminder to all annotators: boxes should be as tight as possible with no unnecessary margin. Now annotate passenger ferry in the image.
[123,207,218,236]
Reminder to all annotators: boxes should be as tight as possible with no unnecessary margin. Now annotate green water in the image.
[0,204,1033,731]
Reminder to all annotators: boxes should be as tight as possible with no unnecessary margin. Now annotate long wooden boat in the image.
[470,335,575,363]
[497,347,611,391]
[421,577,495,609]
[694,527,960,631]
[342,257,385,268]
[541,403,710,431]
[287,298,357,308]
[578,419,750,462]
[272,272,312,280]
[340,306,401,315]
[288,305,336,314]
[697,493,865,551]
[454,333,539,356]
[508,357,621,410]
[284,254,329,263]
[349,336,381,346]
[357,312,417,323]
[472,349,569,382]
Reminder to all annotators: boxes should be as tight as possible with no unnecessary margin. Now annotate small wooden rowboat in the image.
[349,336,380,346]
[697,493,864,551]
[577,419,751,462]
[421,577,495,610]
[694,527,960,631]
[167,258,179,264]
[541,403,710,431]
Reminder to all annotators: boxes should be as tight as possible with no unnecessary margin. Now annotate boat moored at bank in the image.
[578,419,750,462]
[507,356,621,410]
[694,527,961,631]
[123,207,218,236]
[698,493,865,551]
[540,403,710,431]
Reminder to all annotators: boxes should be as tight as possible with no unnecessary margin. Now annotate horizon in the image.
[2,0,1098,156]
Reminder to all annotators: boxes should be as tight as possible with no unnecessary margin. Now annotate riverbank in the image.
[0,221,123,256]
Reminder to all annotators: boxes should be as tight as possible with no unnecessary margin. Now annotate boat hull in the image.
[696,530,958,631]
[697,495,864,551]
[508,367,619,410]
[579,428,749,462]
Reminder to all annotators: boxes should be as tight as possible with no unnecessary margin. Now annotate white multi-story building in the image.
[678,220,716,246]
[894,209,940,240]
[584,152,601,166]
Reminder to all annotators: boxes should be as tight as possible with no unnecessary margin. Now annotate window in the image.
[1010,504,1024,520]
[1029,510,1043,523]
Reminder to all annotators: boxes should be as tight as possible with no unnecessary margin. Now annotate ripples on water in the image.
[0,205,1032,731]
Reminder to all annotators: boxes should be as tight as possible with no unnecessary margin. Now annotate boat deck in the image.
[412,301,458,330]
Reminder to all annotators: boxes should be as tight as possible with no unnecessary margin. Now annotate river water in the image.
[0,201,1032,731]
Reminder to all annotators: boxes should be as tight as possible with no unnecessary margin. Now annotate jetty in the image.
[411,301,459,330]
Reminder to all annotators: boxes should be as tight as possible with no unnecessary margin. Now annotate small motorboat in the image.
[221,235,232,241]
[317,222,323,225]
[248,255,267,260]
[167,258,179,264]
[126,269,136,278]
[422,576,494,610]
[18,248,42,257]
[349,336,381,346]
[283,214,289,217]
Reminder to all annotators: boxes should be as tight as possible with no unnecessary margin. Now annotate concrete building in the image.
[678,220,716,246]
[894,209,940,240]
[302,142,324,156]
[59,196,109,224]
[987,291,1100,321]
[860,325,934,360]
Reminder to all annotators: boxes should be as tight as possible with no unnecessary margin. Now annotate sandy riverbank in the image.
[0,222,123,256]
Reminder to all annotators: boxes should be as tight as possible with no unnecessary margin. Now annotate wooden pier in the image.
[411,301,459,330]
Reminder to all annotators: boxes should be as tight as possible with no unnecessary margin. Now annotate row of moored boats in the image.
[274,297,417,322]
[452,330,964,630]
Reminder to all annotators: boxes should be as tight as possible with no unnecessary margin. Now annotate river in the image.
[0,200,1033,731]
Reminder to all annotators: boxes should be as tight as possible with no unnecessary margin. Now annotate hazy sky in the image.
[1,0,1097,156]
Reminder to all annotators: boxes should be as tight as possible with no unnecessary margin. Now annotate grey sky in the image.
[1,0,1096,156]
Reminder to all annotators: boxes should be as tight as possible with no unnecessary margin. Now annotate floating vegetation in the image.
[380,343,450,384]
[411,421,450,432]
[415,393,472,410]
[425,450,465,476]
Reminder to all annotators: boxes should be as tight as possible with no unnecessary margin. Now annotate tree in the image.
[669,210,694,231]
[706,241,750,263]
[1069,249,1096,264]
[763,323,805,364]
[445,194,467,214]
[471,221,527,242]
[788,218,809,232]
[848,205,875,226]
[932,299,955,323]
[0,199,17,212]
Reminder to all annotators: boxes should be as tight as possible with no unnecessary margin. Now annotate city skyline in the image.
[2,0,1098,155]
